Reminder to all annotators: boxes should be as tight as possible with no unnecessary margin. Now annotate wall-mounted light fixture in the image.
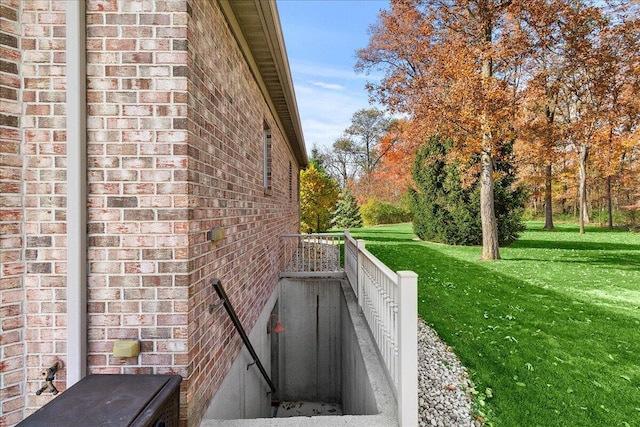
[208,228,225,242]
[267,313,285,334]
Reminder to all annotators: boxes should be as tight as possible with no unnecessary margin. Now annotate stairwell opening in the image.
[271,279,355,418]
[201,278,397,426]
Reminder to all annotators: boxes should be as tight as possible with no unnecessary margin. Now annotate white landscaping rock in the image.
[417,319,481,427]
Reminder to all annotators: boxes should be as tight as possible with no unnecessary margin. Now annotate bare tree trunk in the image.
[341,163,348,190]
[606,175,613,229]
[543,163,554,230]
[578,145,589,234]
[481,149,500,260]
[479,17,500,261]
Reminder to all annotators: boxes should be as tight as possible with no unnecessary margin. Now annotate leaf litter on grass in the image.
[350,222,640,427]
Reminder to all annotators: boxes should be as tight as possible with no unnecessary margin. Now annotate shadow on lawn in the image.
[364,241,640,427]
[512,239,640,251]
[506,253,640,271]
[350,235,414,243]
[347,228,416,243]
[525,223,635,233]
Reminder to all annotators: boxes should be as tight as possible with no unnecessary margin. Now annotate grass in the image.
[348,222,640,427]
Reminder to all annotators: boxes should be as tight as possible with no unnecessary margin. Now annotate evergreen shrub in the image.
[410,135,527,246]
[360,199,412,226]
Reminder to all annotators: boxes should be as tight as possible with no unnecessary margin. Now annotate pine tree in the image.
[331,188,363,229]
[410,136,479,245]
[410,135,526,246]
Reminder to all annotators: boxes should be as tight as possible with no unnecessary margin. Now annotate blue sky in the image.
[277,0,389,152]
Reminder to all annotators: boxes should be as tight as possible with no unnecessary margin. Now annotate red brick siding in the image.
[17,0,70,418]
[85,1,191,423]
[184,1,300,424]
[2,1,301,425]
[1,1,25,424]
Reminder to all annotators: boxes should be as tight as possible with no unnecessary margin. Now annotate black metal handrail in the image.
[211,279,276,395]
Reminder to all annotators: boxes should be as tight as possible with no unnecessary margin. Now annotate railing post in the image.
[343,231,349,278]
[344,231,349,280]
[397,270,418,427]
[356,239,366,309]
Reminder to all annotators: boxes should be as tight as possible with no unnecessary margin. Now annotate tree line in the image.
[301,0,639,259]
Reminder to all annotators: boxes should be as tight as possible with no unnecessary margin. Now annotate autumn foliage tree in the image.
[516,0,640,232]
[587,6,640,228]
[300,162,339,233]
[553,3,612,233]
[514,0,570,231]
[357,119,417,204]
[356,0,639,245]
[357,0,525,260]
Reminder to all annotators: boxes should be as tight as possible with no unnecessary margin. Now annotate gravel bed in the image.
[418,319,481,427]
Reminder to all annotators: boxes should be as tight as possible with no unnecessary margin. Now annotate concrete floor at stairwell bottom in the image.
[273,401,343,417]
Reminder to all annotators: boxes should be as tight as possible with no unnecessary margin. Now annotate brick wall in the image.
[1,0,25,424]
[184,1,300,424]
[13,0,71,418]
[84,0,192,422]
[1,1,301,425]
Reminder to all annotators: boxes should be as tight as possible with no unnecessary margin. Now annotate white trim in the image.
[397,271,418,427]
[66,0,87,386]
[217,0,307,167]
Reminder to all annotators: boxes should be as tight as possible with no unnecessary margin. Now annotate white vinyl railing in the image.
[281,231,418,427]
[343,231,358,294]
[280,233,344,277]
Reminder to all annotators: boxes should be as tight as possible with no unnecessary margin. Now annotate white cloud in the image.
[295,83,366,149]
[287,59,385,152]
[311,81,345,91]
[291,60,382,82]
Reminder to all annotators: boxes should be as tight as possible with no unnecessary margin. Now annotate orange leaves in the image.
[358,0,521,166]
[357,0,640,226]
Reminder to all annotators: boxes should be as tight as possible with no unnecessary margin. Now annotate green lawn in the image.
[348,222,640,427]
